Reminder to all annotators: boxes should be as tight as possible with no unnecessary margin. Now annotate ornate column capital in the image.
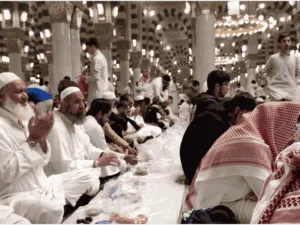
[2,28,25,54]
[94,23,114,49]
[116,40,131,61]
[70,8,83,30]
[196,2,217,15]
[130,51,142,69]
[47,1,74,23]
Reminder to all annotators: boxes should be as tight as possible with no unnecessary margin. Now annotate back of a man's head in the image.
[207,70,230,92]
[251,80,256,84]
[237,82,241,87]
[152,96,160,105]
[64,76,71,80]
[162,75,171,82]
[86,37,99,49]
[224,92,257,113]
[192,80,200,87]
[116,100,129,109]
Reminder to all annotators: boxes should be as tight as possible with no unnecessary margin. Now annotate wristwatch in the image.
[93,160,99,168]
[26,139,37,149]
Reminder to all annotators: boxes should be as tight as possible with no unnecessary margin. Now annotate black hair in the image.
[251,80,256,84]
[116,100,130,109]
[64,76,71,80]
[86,37,99,49]
[120,94,133,102]
[223,92,257,113]
[278,32,290,43]
[162,75,171,82]
[45,81,49,86]
[192,80,200,86]
[207,70,230,92]
[86,99,111,117]
[168,96,173,100]
[39,77,44,86]
[237,82,241,87]
[144,97,151,105]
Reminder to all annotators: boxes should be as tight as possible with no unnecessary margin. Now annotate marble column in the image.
[70,8,83,80]
[247,35,258,87]
[2,28,25,80]
[130,51,142,93]
[195,2,216,90]
[45,44,54,92]
[48,2,73,94]
[94,23,114,77]
[117,40,131,94]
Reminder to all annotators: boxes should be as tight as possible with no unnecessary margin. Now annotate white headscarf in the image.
[0,72,21,89]
[60,87,81,100]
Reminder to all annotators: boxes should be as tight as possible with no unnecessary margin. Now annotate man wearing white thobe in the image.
[46,87,120,182]
[0,72,96,224]
[145,75,171,102]
[0,205,30,224]
[264,32,300,101]
[84,38,109,106]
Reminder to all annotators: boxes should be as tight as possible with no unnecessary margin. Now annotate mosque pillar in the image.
[130,51,142,93]
[116,40,130,94]
[70,7,83,80]
[195,2,216,91]
[44,44,54,92]
[247,35,258,87]
[47,1,73,94]
[94,22,113,78]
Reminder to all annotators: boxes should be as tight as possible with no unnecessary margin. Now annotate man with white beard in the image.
[46,87,121,181]
[0,72,97,224]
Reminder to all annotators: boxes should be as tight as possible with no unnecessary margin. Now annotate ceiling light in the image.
[242,45,247,52]
[40,53,45,60]
[30,62,34,68]
[142,49,146,56]
[220,43,225,47]
[132,39,137,47]
[149,50,154,57]
[97,4,104,15]
[166,46,171,50]
[89,8,94,18]
[29,30,34,37]
[20,12,28,22]
[112,6,119,18]
[143,9,147,15]
[280,17,285,22]
[44,29,51,38]
[24,45,29,53]
[258,15,264,21]
[3,9,11,20]
[258,3,265,9]
[232,42,236,47]
[40,32,44,39]
[174,61,177,65]
[188,48,192,55]
[149,10,155,17]
[82,43,86,50]
[240,4,246,10]
[156,24,161,30]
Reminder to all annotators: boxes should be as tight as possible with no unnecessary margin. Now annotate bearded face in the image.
[65,105,85,124]
[2,96,35,124]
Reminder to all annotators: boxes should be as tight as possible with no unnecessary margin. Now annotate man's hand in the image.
[97,153,120,167]
[124,154,138,165]
[28,112,54,143]
[126,146,138,155]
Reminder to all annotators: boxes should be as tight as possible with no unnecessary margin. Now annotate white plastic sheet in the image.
[63,119,189,224]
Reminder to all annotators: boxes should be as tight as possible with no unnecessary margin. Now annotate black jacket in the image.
[193,92,220,118]
[180,109,230,184]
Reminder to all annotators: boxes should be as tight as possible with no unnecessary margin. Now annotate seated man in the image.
[145,96,169,129]
[46,87,120,182]
[102,91,137,154]
[180,92,257,184]
[251,141,300,224]
[186,102,300,224]
[27,86,53,116]
[0,72,96,224]
[84,99,138,175]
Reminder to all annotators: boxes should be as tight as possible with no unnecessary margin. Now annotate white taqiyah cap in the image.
[134,95,144,101]
[0,72,21,89]
[102,91,116,100]
[60,87,81,100]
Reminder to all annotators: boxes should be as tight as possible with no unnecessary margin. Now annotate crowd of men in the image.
[1,31,300,224]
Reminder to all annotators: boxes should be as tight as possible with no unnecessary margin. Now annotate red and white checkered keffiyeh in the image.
[186,102,300,210]
[251,141,300,224]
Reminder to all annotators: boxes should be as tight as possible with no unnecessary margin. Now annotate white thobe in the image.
[145,77,168,102]
[46,111,104,188]
[128,115,162,142]
[178,102,192,120]
[124,86,132,95]
[0,205,30,224]
[264,52,300,101]
[108,81,115,92]
[87,50,109,105]
[83,116,127,176]
[194,176,264,224]
[136,82,150,97]
[0,108,93,224]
